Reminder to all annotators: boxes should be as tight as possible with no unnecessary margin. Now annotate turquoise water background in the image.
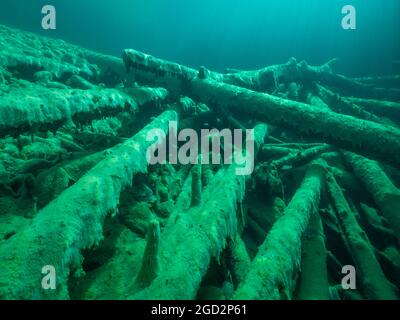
[0,0,399,75]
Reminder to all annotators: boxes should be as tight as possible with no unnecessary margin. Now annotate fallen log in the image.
[346,97,400,124]
[342,152,400,243]
[123,49,199,96]
[234,160,326,300]
[129,124,267,299]
[190,162,202,207]
[296,210,330,300]
[259,146,293,162]
[122,50,400,167]
[326,171,398,300]
[33,150,108,209]
[79,51,126,86]
[302,67,400,101]
[359,203,397,249]
[264,142,325,149]
[316,84,390,125]
[227,236,251,289]
[352,75,400,88]
[0,24,128,86]
[188,77,400,167]
[269,144,332,170]
[0,83,168,137]
[130,163,246,299]
[123,49,400,101]
[306,91,330,111]
[328,166,366,197]
[134,220,161,290]
[0,25,98,81]
[0,110,177,299]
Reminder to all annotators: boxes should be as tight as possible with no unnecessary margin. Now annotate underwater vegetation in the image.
[0,24,399,300]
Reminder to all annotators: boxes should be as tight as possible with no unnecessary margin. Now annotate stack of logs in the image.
[0,25,399,300]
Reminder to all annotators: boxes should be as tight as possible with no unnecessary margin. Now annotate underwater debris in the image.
[343,152,400,244]
[129,124,266,300]
[0,110,176,299]
[234,160,326,300]
[326,171,398,300]
[0,24,399,301]
[188,78,400,167]
[134,220,161,290]
[123,49,400,166]
[296,209,330,300]
[0,83,168,137]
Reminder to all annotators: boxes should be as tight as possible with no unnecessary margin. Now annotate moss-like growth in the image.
[234,160,326,300]
[0,111,177,299]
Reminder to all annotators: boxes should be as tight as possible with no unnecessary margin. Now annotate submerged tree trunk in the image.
[0,111,177,299]
[342,152,400,243]
[296,211,330,300]
[326,171,398,300]
[234,160,326,300]
[188,78,400,167]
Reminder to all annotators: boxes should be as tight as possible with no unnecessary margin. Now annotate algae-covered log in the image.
[342,152,400,243]
[33,150,109,209]
[122,49,400,166]
[259,145,293,161]
[123,49,198,96]
[234,160,326,300]
[353,75,400,88]
[326,171,398,300]
[259,143,327,162]
[300,64,400,101]
[190,162,202,207]
[269,144,332,170]
[130,124,267,299]
[134,220,161,290]
[296,211,330,300]
[1,24,399,301]
[346,97,400,124]
[79,51,126,85]
[0,110,177,299]
[227,236,251,288]
[122,50,336,94]
[227,57,397,99]
[123,48,400,101]
[188,78,400,167]
[316,84,389,125]
[0,25,97,81]
[0,84,168,137]
[0,25,127,85]
[130,165,246,299]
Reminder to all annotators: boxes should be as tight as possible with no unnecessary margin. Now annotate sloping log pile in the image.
[0,25,399,300]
